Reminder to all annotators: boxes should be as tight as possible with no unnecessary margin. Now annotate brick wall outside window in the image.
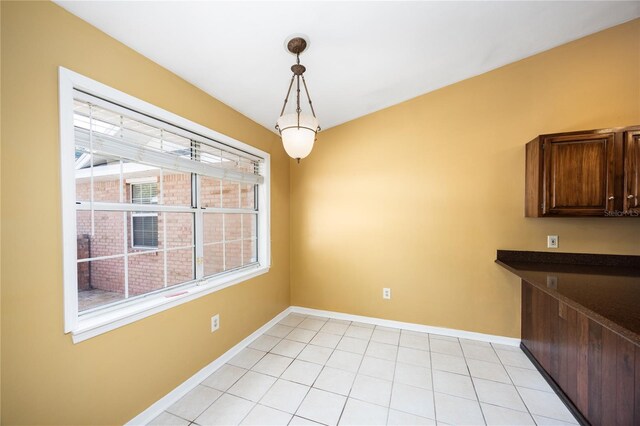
[76,172,256,300]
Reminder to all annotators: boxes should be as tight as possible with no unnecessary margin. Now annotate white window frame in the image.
[59,67,271,343]
[130,181,159,250]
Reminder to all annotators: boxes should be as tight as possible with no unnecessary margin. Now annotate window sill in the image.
[71,265,270,343]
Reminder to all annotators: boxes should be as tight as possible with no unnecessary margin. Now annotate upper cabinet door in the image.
[624,130,640,212]
[542,132,615,216]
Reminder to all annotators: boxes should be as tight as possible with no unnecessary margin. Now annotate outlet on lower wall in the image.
[383,288,391,300]
[547,235,559,249]
[211,314,220,332]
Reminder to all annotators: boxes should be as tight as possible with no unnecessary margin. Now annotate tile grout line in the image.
[236,346,290,424]
[279,314,321,425]
[462,340,488,425]
[336,322,374,425]
[428,333,439,424]
[286,321,323,426]
[354,324,547,422]
[513,385,545,426]
[189,350,259,424]
[286,321,338,426]
[292,316,335,425]
[386,329,403,425]
[292,314,345,425]
[367,327,397,422]
[243,354,294,424]
[308,322,464,422]
[165,313,567,426]
[386,334,401,424]
[342,327,465,420]
[233,313,308,425]
[492,342,547,425]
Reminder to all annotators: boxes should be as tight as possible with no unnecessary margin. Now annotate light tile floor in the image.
[149,313,578,426]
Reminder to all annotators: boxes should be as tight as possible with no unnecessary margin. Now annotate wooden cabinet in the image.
[522,280,639,426]
[625,130,640,212]
[543,132,614,216]
[525,125,640,217]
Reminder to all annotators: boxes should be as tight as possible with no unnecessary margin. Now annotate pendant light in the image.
[275,36,320,163]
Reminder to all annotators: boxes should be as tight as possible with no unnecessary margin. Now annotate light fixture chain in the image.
[296,74,301,127]
[296,53,302,116]
[278,74,296,119]
[301,75,317,120]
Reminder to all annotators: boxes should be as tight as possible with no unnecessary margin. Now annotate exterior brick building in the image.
[76,169,256,309]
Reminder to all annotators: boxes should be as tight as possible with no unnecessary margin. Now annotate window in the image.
[131,182,159,248]
[60,68,270,342]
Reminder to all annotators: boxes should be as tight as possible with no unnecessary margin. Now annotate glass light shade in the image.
[277,113,319,160]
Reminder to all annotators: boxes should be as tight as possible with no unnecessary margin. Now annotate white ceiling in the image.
[56,1,639,132]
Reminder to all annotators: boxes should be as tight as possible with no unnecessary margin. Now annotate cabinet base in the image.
[520,342,590,426]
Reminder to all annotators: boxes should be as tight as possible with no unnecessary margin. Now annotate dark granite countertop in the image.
[496,250,640,345]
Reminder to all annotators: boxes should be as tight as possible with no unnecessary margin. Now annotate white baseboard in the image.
[127,304,519,425]
[126,307,292,425]
[291,306,521,347]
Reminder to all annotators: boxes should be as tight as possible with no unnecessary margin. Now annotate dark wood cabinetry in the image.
[522,280,639,425]
[525,125,640,217]
[544,132,614,216]
[625,130,640,212]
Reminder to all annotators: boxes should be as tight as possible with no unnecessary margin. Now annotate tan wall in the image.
[290,19,640,339]
[2,2,640,424]
[0,2,289,425]
[0,1,3,420]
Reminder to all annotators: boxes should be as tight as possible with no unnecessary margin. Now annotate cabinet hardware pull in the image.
[628,195,635,199]
[608,196,615,200]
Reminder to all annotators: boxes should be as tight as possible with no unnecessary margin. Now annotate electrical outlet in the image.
[547,275,558,289]
[547,235,558,249]
[383,288,391,300]
[211,314,220,332]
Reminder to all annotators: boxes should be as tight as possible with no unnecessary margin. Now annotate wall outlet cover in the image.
[211,314,220,332]
[383,288,391,300]
[547,235,558,249]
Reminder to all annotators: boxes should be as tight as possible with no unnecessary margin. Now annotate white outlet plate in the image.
[547,235,558,249]
[383,288,391,300]
[211,314,220,332]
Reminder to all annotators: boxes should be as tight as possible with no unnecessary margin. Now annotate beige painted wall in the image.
[1,2,289,425]
[2,2,639,424]
[0,1,3,420]
[290,19,640,339]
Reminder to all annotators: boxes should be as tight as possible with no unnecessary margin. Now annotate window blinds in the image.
[73,90,264,185]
